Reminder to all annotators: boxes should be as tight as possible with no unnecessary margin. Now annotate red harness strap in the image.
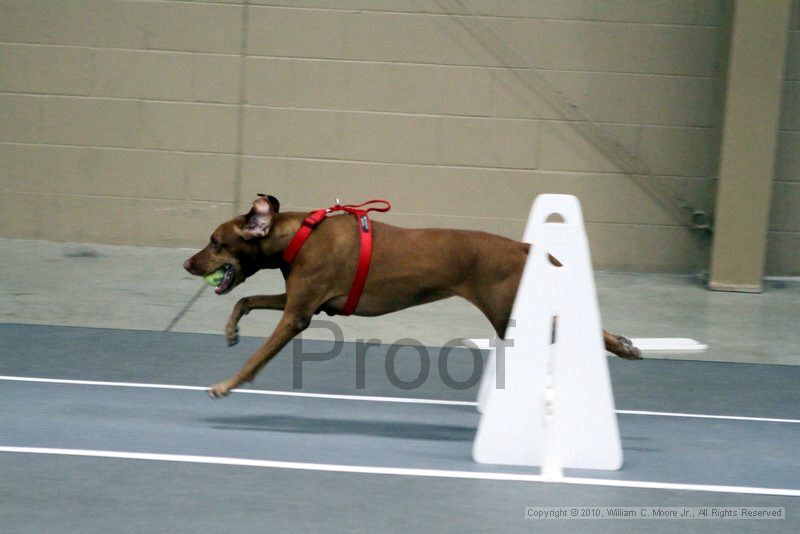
[281,200,391,316]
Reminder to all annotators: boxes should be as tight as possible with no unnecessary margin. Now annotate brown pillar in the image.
[709,0,792,292]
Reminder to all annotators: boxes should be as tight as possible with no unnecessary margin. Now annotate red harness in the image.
[281,199,391,316]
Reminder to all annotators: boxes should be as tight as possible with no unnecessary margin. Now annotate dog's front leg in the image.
[225,293,288,346]
[209,308,311,399]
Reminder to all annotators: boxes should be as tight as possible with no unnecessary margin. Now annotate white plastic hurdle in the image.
[472,194,623,475]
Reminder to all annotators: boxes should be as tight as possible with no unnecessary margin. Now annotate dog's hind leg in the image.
[603,330,642,360]
[225,294,287,346]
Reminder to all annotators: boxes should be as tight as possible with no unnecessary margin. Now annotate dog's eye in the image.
[210,237,223,251]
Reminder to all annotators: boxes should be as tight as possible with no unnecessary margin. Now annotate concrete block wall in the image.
[1,0,792,274]
[770,0,800,275]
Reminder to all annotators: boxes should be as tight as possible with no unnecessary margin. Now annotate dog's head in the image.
[183,195,280,295]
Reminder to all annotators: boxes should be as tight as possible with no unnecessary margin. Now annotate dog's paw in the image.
[207,379,236,399]
[617,336,643,360]
[225,326,240,347]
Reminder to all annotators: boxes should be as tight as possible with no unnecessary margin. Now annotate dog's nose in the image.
[183,258,194,273]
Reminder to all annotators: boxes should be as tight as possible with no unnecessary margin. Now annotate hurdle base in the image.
[468,337,707,354]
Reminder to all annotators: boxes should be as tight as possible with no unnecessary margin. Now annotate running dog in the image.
[183,195,641,398]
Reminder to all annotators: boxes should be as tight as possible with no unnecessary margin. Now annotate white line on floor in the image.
[0,375,474,406]
[1,375,798,424]
[615,410,800,424]
[1,446,798,497]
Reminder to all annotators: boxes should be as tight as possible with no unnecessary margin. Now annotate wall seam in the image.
[232,1,250,214]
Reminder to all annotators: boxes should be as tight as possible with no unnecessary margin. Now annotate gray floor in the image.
[1,238,800,532]
[1,324,799,533]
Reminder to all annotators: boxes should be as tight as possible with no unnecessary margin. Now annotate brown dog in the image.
[183,196,642,398]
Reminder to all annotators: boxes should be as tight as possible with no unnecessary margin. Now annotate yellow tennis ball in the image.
[204,269,225,287]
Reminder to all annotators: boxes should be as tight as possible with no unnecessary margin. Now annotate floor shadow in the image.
[203,414,476,442]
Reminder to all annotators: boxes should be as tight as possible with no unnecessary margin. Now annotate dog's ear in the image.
[257,193,280,213]
[239,196,273,240]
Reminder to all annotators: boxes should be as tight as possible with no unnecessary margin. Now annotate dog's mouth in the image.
[213,264,236,295]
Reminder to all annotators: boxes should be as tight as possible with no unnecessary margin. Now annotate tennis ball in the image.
[204,269,225,287]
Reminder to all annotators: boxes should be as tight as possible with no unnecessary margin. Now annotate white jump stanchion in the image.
[472,194,623,473]
[476,194,580,415]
